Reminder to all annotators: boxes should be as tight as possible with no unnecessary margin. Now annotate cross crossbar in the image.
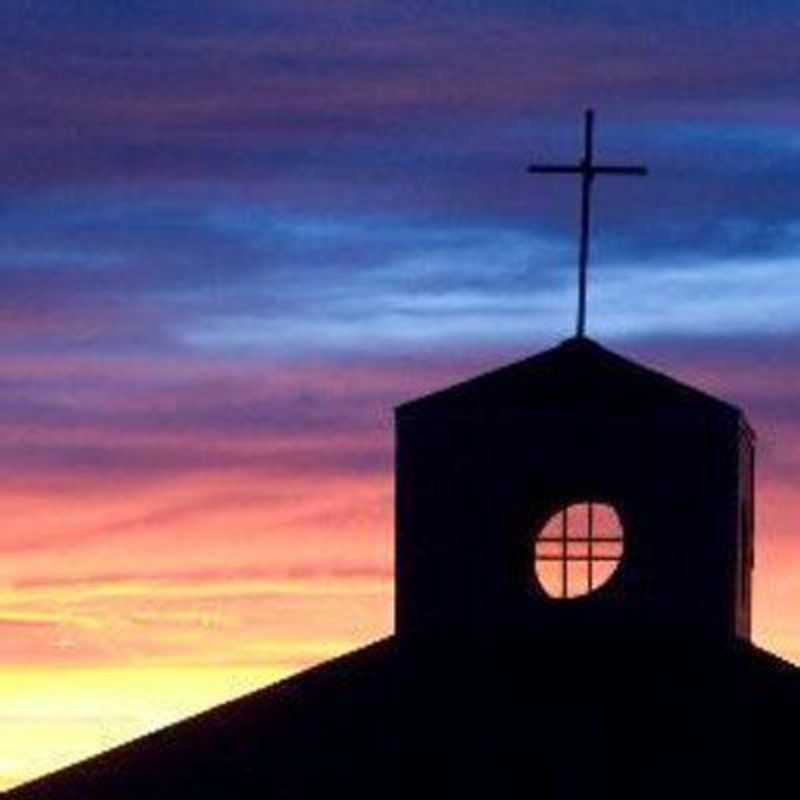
[527,109,648,337]
[527,165,646,176]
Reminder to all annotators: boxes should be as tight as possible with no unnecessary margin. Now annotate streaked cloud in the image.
[2,0,800,790]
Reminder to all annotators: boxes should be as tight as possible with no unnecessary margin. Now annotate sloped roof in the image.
[5,631,800,799]
[397,336,744,420]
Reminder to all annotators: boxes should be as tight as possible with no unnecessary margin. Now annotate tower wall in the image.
[396,406,746,640]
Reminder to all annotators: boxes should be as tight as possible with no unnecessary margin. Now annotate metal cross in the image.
[527,109,648,338]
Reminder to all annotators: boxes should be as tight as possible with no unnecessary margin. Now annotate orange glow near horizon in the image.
[3,0,800,788]
[0,467,395,790]
[1,356,799,791]
[2,471,798,790]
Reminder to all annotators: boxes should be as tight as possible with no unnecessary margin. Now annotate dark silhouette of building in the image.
[6,337,799,799]
[396,336,754,641]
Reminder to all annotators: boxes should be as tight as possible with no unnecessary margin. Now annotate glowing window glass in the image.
[534,502,624,599]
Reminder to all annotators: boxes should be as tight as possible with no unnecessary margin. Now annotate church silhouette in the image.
[7,335,800,799]
[8,113,800,798]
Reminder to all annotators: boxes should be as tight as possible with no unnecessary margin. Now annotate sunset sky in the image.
[2,0,800,789]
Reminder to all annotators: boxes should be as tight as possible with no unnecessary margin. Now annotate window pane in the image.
[590,560,618,590]
[566,505,590,540]
[592,541,623,559]
[536,541,563,559]
[539,512,564,542]
[533,501,624,599]
[591,504,623,539]
[566,560,590,597]
[536,560,565,598]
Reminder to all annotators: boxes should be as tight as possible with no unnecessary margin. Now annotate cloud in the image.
[3,5,800,788]
[13,562,393,593]
[1,4,799,371]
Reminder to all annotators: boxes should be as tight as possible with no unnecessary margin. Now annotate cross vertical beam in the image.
[577,110,594,339]
[527,109,648,338]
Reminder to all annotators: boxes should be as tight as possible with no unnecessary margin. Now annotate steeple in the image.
[396,337,754,640]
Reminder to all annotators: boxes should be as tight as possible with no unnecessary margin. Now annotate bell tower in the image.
[395,337,754,640]
[396,112,754,642]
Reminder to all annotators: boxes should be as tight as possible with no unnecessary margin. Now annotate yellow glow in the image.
[1,451,797,792]
[0,566,393,790]
[0,665,295,791]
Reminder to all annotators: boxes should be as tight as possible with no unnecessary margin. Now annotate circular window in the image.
[533,502,624,599]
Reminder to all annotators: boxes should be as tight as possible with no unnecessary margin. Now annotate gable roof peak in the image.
[397,337,744,421]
